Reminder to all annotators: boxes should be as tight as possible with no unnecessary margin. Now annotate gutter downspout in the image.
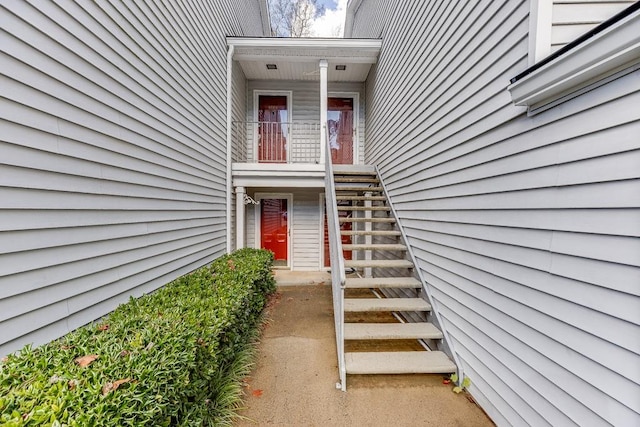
[226,44,235,254]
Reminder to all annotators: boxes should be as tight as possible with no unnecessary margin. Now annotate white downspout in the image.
[226,44,235,254]
[319,59,328,164]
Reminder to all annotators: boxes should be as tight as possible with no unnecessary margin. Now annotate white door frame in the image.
[253,90,293,163]
[255,192,294,270]
[328,91,359,165]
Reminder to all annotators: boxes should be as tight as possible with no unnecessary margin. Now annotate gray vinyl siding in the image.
[551,0,635,52]
[353,1,640,426]
[246,189,323,271]
[245,80,365,164]
[0,1,266,356]
[349,0,393,38]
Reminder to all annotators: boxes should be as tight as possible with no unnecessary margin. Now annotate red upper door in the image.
[260,198,288,266]
[258,95,288,163]
[328,97,354,164]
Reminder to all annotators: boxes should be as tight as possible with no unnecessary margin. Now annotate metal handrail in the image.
[324,123,347,391]
[375,165,464,387]
[232,121,321,164]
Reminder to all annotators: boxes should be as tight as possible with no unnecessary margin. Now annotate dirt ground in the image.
[235,283,494,427]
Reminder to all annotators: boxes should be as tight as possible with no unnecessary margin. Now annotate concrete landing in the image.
[273,270,331,286]
[235,284,494,426]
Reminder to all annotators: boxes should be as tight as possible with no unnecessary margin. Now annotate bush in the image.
[0,248,276,426]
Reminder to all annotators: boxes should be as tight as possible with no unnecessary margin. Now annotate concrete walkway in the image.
[236,277,494,426]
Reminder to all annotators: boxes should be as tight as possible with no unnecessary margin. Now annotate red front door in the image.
[328,97,354,165]
[261,198,288,266]
[258,95,288,163]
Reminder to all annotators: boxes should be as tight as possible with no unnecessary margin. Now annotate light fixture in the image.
[335,65,346,71]
[266,63,277,70]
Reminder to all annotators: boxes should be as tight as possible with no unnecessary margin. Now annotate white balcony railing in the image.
[232,121,321,164]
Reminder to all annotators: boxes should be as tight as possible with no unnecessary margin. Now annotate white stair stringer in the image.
[330,166,457,383]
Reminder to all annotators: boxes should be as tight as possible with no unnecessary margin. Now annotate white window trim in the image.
[509,8,640,115]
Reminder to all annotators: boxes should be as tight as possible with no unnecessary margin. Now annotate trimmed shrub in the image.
[0,248,276,426]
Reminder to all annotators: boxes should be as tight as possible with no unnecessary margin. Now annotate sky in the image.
[310,0,348,37]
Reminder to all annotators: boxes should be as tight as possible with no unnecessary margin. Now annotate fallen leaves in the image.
[251,389,263,398]
[75,354,98,367]
[102,378,132,395]
[97,324,109,331]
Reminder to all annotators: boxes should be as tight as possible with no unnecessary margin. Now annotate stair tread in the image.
[341,230,401,236]
[336,196,387,201]
[344,259,413,268]
[345,351,456,374]
[337,206,389,211]
[335,186,383,192]
[344,298,430,312]
[344,277,421,288]
[332,165,376,175]
[334,177,380,183]
[342,244,407,251]
[339,217,395,223]
[344,322,443,340]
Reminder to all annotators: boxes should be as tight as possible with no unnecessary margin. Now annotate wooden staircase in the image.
[332,165,456,378]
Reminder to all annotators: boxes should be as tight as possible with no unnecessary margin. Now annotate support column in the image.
[319,59,328,164]
[235,186,246,250]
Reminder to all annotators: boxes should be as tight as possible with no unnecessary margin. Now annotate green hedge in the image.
[0,248,276,426]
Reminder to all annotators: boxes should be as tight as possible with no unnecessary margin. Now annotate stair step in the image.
[333,165,376,175]
[344,297,430,312]
[344,260,413,269]
[341,230,401,236]
[334,177,380,183]
[339,217,395,223]
[337,206,389,211]
[336,196,387,201]
[345,277,421,289]
[335,186,383,192]
[342,244,407,251]
[344,322,443,340]
[345,351,456,374]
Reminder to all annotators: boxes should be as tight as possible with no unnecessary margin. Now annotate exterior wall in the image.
[352,1,640,426]
[551,0,635,52]
[246,189,324,271]
[348,0,393,38]
[0,1,267,356]
[244,80,366,164]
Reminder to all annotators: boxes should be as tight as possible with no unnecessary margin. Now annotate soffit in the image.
[228,37,381,82]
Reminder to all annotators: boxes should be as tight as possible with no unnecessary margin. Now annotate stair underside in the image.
[345,259,413,269]
[344,322,443,340]
[344,277,421,289]
[345,351,456,374]
[342,244,406,251]
[344,298,431,312]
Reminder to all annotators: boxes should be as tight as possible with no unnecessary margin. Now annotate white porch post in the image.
[235,186,246,249]
[319,59,328,164]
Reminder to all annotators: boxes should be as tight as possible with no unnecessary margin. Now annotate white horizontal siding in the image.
[244,80,365,164]
[551,1,636,51]
[353,0,640,426]
[0,0,265,356]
